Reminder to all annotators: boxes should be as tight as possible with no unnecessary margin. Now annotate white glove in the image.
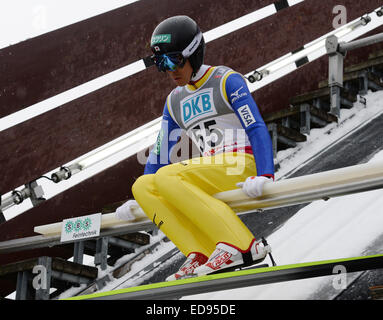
[237,176,271,198]
[115,200,140,221]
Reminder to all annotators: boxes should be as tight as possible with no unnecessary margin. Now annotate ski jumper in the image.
[132,65,274,258]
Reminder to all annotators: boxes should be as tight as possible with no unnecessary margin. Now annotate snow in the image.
[100,240,176,292]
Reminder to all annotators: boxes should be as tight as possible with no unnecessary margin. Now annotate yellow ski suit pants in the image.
[132,152,257,258]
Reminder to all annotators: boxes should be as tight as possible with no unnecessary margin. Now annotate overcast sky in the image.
[0,0,138,49]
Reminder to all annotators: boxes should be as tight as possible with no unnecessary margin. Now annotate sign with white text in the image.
[60,213,101,242]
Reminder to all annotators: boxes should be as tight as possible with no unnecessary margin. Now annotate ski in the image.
[64,253,383,300]
[210,263,270,275]
[178,262,270,280]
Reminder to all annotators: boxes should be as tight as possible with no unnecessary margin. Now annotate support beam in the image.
[15,271,31,300]
[267,123,278,159]
[0,220,157,254]
[73,241,84,265]
[94,237,109,270]
[310,114,328,127]
[326,32,383,117]
[299,103,311,134]
[108,236,141,251]
[51,270,93,285]
[35,256,52,300]
[0,211,5,224]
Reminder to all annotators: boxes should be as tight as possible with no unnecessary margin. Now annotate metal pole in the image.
[0,181,45,212]
[339,32,383,54]
[51,270,93,285]
[326,32,383,118]
[299,104,311,134]
[0,196,5,223]
[73,241,85,264]
[15,271,30,300]
[50,163,82,183]
[227,175,383,211]
[326,35,345,118]
[95,237,109,270]
[35,256,52,300]
[329,85,342,118]
[0,194,18,212]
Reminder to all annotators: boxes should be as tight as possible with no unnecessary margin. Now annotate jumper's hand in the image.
[115,200,140,221]
[236,176,271,198]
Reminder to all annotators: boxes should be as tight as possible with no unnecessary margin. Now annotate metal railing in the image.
[2,159,382,255]
[326,31,383,117]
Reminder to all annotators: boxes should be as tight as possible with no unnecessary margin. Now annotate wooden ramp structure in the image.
[0,256,98,300]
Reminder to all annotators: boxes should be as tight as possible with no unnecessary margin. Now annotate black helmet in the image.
[150,16,205,75]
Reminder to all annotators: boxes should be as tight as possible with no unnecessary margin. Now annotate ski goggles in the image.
[152,52,186,72]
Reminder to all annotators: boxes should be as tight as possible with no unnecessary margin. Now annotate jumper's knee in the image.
[132,174,155,199]
[153,164,179,192]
